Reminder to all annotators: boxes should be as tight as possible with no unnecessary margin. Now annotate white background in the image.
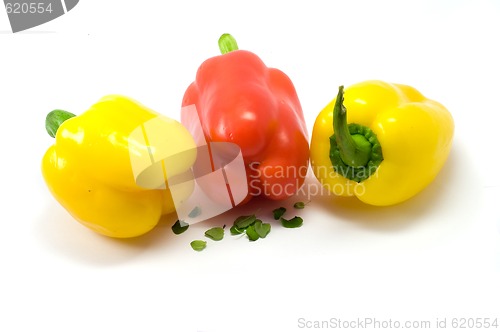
[1,1,499,331]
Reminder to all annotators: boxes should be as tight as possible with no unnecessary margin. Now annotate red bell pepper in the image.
[182,34,309,201]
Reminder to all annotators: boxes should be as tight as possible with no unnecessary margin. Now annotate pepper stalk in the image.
[329,86,383,182]
[218,33,239,54]
[46,110,76,138]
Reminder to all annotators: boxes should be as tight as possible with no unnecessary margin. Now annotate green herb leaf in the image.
[254,220,271,238]
[230,225,245,235]
[293,202,306,209]
[190,240,207,251]
[205,227,225,241]
[171,220,189,235]
[281,216,303,228]
[245,225,260,241]
[234,214,257,229]
[272,207,286,220]
[188,206,202,218]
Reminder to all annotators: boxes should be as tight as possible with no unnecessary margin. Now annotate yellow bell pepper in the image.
[310,80,454,206]
[42,95,197,238]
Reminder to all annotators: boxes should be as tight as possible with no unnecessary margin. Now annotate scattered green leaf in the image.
[188,206,202,218]
[171,220,189,235]
[254,220,271,238]
[205,227,225,241]
[230,225,245,235]
[293,201,306,209]
[234,214,257,229]
[190,240,207,251]
[245,225,260,241]
[272,207,286,220]
[281,216,303,228]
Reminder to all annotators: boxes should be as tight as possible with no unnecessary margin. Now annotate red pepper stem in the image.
[218,33,239,54]
[333,86,372,167]
[45,110,76,138]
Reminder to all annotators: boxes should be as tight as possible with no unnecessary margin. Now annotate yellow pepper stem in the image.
[333,86,372,167]
[329,86,383,182]
[46,110,76,138]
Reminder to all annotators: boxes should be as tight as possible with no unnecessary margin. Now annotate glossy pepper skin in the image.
[42,95,196,238]
[310,80,454,206]
[182,34,309,201]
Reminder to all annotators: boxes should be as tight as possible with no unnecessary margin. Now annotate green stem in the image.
[333,86,372,167]
[329,86,383,182]
[45,110,76,138]
[218,33,239,54]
